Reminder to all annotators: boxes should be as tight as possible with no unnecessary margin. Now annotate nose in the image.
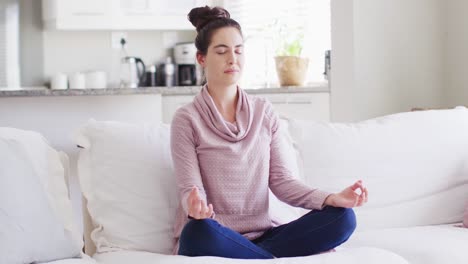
[227,51,236,65]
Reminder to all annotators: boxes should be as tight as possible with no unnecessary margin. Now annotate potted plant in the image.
[273,23,309,87]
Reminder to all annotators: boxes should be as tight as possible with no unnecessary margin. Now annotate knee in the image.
[331,207,356,240]
[180,218,217,241]
[178,219,218,253]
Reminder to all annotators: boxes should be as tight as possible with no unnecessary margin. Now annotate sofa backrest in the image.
[76,118,303,255]
[288,107,468,230]
[77,107,468,254]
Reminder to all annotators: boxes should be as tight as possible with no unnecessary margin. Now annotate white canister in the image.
[85,71,107,89]
[50,73,68,90]
[69,72,86,89]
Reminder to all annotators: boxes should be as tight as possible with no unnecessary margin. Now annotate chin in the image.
[219,77,241,87]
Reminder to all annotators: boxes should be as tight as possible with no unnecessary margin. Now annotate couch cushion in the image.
[42,253,97,264]
[464,202,468,228]
[75,120,176,255]
[288,107,468,230]
[0,128,82,264]
[93,247,408,264]
[345,225,468,264]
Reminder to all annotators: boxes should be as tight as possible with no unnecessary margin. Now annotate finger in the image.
[198,199,206,218]
[360,188,368,205]
[193,186,200,198]
[188,186,198,204]
[359,187,365,199]
[200,200,208,215]
[360,193,366,205]
[191,188,202,202]
[188,205,194,218]
[192,197,201,219]
[203,201,211,216]
[353,196,360,207]
[203,203,211,218]
[356,184,365,195]
[364,188,369,202]
[206,203,214,217]
[350,181,363,191]
[188,196,197,218]
[354,196,362,207]
[360,188,366,204]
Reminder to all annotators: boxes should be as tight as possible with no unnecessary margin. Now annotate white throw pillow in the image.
[75,120,177,255]
[289,107,468,230]
[0,129,82,264]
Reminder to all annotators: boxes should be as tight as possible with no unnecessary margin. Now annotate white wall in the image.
[18,0,197,87]
[19,0,44,86]
[42,30,196,87]
[330,0,355,122]
[444,0,468,107]
[331,0,445,122]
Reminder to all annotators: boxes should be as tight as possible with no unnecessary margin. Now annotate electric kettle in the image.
[120,56,146,88]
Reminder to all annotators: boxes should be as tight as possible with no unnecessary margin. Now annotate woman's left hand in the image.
[324,180,368,208]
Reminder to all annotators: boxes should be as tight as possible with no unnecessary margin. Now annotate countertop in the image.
[0,85,329,98]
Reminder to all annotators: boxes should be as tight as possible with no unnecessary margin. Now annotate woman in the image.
[170,6,368,259]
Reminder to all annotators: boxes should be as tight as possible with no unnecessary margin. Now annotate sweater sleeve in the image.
[170,108,208,216]
[267,106,332,210]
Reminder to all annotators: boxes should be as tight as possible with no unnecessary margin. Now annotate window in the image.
[0,0,20,88]
[224,0,331,88]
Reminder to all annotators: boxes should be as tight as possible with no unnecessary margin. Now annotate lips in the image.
[224,69,239,73]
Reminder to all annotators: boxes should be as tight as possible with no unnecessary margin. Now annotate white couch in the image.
[0,128,96,264]
[2,107,468,264]
[72,107,468,264]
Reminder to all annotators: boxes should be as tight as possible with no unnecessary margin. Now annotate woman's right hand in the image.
[187,186,214,219]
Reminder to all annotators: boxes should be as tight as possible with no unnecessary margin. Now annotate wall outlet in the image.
[111,32,128,50]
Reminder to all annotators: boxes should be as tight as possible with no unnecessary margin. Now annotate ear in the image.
[196,52,206,67]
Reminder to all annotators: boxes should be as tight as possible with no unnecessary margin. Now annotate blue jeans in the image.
[178,206,356,259]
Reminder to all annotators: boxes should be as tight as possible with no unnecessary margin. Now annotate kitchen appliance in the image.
[120,56,146,88]
[164,57,175,87]
[144,65,157,87]
[174,42,197,86]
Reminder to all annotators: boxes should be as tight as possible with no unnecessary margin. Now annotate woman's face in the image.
[197,27,244,87]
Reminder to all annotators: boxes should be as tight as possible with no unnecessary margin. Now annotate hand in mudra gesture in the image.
[325,180,369,208]
[187,186,214,219]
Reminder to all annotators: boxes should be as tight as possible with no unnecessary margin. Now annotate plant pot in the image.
[274,56,309,86]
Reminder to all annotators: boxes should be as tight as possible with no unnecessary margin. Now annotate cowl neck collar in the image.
[193,85,253,142]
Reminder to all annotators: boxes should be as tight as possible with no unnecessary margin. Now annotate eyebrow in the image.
[213,44,243,49]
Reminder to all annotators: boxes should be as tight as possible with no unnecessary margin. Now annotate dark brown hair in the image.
[188,6,243,55]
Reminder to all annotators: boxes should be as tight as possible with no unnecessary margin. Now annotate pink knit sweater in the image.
[170,86,331,253]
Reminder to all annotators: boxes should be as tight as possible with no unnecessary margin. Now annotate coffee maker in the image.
[174,43,197,86]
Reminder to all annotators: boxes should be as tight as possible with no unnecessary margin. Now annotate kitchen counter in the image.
[0,85,329,97]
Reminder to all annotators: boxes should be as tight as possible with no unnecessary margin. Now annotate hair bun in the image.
[188,6,231,32]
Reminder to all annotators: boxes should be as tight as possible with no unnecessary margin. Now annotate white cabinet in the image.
[42,0,113,30]
[114,0,209,30]
[42,0,211,30]
[161,92,330,124]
